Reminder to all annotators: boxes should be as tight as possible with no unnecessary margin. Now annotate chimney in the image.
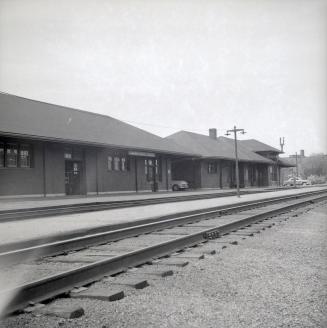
[209,128,217,140]
[300,149,305,157]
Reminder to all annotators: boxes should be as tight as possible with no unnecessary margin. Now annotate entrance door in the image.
[65,161,82,195]
[258,166,268,187]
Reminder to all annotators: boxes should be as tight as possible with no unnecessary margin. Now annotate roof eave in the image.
[0,131,199,157]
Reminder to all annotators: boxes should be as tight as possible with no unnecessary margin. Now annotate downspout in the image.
[96,149,99,196]
[42,142,46,197]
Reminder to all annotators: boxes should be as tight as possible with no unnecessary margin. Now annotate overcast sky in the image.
[0,0,326,156]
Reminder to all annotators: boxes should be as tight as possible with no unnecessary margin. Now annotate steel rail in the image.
[0,186,306,223]
[1,189,327,264]
[1,192,327,316]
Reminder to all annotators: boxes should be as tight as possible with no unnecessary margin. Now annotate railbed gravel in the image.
[1,202,326,328]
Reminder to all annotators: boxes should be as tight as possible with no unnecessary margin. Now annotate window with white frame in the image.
[0,142,32,168]
[145,158,161,181]
[6,144,18,168]
[121,157,126,171]
[113,156,120,171]
[107,156,113,171]
[108,154,129,172]
[19,144,31,168]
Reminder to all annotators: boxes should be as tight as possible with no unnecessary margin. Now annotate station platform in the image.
[0,186,326,249]
[0,186,299,212]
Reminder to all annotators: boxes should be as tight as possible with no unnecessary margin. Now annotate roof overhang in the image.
[277,159,296,168]
[0,131,198,158]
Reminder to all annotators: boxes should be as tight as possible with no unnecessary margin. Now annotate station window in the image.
[108,154,129,172]
[145,159,154,181]
[113,156,120,171]
[6,144,18,168]
[144,159,148,175]
[64,147,73,159]
[121,157,126,171]
[19,144,31,168]
[145,158,162,181]
[0,143,4,168]
[0,142,33,168]
[208,162,217,174]
[107,156,113,171]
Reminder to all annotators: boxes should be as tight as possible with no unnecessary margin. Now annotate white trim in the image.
[128,151,156,158]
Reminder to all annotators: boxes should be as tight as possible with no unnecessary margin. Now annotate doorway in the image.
[65,160,83,195]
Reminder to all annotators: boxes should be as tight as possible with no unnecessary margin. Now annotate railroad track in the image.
[0,188,324,254]
[1,189,327,317]
[0,186,301,223]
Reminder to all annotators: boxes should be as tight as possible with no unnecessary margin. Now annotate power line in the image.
[120,119,229,133]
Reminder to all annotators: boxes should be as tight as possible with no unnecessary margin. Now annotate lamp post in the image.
[225,126,246,198]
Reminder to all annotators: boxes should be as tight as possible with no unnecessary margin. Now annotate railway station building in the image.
[0,93,195,198]
[166,129,286,189]
[0,92,289,198]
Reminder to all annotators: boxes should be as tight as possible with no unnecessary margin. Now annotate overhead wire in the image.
[120,119,229,134]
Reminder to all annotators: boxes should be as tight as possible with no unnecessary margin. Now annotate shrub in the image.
[307,175,326,184]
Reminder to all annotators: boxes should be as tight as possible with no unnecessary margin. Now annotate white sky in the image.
[0,0,326,156]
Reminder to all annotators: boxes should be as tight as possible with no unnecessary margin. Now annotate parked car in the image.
[283,177,310,186]
[171,180,189,191]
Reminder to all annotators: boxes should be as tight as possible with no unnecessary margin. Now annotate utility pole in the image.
[279,137,285,153]
[290,151,299,188]
[225,126,246,198]
[278,137,285,186]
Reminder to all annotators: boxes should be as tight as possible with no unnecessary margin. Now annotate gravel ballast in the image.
[1,202,326,327]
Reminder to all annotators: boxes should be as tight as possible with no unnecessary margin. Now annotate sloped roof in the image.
[240,139,281,153]
[166,131,274,164]
[0,92,194,156]
[277,158,297,168]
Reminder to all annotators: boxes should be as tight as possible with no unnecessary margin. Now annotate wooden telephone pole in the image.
[225,126,246,197]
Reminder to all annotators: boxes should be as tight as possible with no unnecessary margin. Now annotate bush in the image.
[307,175,326,184]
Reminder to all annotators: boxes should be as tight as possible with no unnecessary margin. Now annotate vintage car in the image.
[283,177,310,186]
[171,180,189,191]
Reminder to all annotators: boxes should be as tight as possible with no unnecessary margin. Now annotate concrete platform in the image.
[0,186,297,212]
[0,186,326,248]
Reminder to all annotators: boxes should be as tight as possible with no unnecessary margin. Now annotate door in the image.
[65,161,82,195]
[258,166,268,187]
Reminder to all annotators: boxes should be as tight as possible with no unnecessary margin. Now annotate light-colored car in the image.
[171,180,189,191]
[283,177,310,186]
